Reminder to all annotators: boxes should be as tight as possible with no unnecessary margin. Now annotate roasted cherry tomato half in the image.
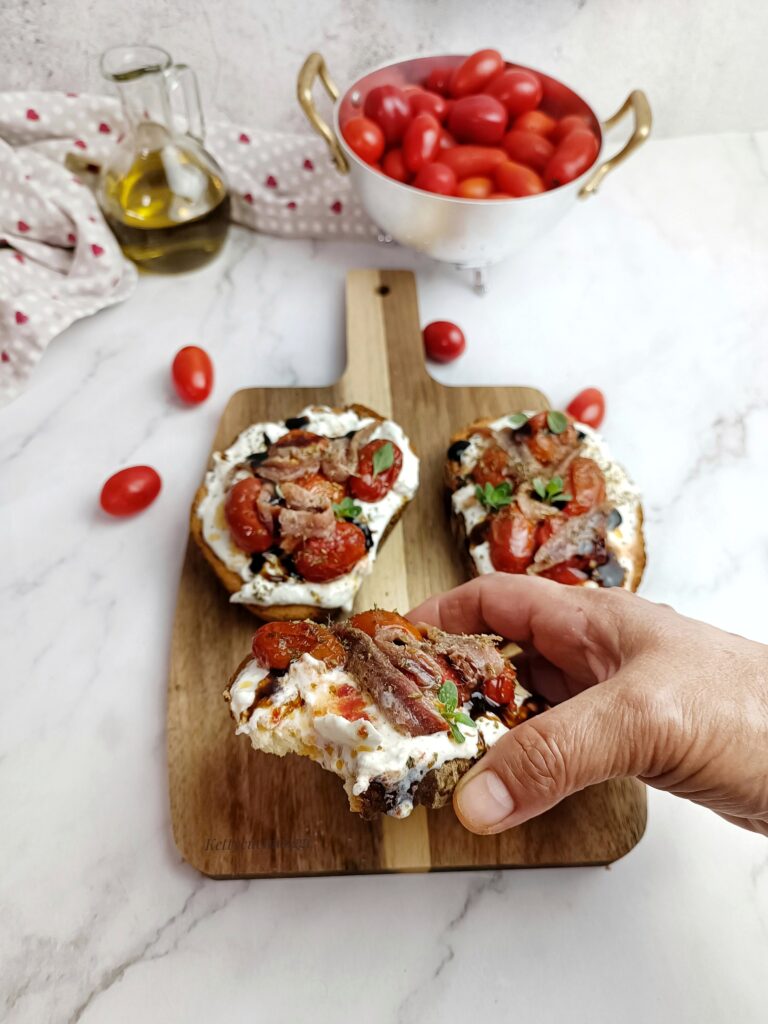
[544,129,599,188]
[402,112,441,173]
[349,439,404,502]
[409,89,450,122]
[501,129,554,173]
[331,682,370,722]
[448,94,507,146]
[439,144,506,179]
[251,621,345,670]
[456,175,494,199]
[342,116,385,164]
[425,65,453,96]
[382,147,410,183]
[100,465,161,517]
[423,320,466,363]
[363,84,411,145]
[540,564,589,585]
[566,387,605,429]
[565,456,606,518]
[171,345,213,404]
[349,609,423,640]
[294,520,368,582]
[489,506,538,573]
[224,477,274,554]
[483,666,517,706]
[471,444,511,488]
[512,109,558,139]
[450,49,504,97]
[413,162,457,195]
[495,160,545,197]
[273,429,327,450]
[553,114,594,143]
[484,68,542,116]
[524,411,579,464]
[294,472,346,506]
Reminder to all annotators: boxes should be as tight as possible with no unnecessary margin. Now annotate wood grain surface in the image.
[168,269,647,877]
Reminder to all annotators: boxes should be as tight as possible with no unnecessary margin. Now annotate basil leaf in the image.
[453,712,476,729]
[333,497,362,520]
[449,721,466,744]
[372,441,394,477]
[546,410,569,435]
[509,412,528,429]
[532,476,547,499]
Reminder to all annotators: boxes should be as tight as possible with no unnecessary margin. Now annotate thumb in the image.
[454,682,641,833]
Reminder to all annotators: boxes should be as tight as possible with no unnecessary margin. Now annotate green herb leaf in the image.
[546,410,569,435]
[449,721,466,744]
[437,681,475,743]
[437,680,458,714]
[532,474,573,506]
[509,412,528,430]
[532,476,547,499]
[333,497,363,521]
[452,712,477,729]
[475,481,513,512]
[372,441,394,477]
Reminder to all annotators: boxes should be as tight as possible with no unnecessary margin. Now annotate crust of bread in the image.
[444,417,647,593]
[191,403,411,621]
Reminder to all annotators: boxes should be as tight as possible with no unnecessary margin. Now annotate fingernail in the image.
[456,771,515,830]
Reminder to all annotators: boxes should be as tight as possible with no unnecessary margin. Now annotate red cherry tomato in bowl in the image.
[409,89,450,122]
[512,110,558,139]
[553,114,594,142]
[448,95,508,145]
[423,320,466,363]
[495,160,545,197]
[544,129,600,188]
[171,345,214,403]
[342,116,385,164]
[439,145,506,178]
[501,130,554,173]
[566,387,605,428]
[413,162,457,195]
[450,49,504,97]
[402,112,441,173]
[425,65,453,96]
[382,147,410,182]
[363,85,411,145]
[100,466,161,517]
[484,68,542,116]
[456,176,493,198]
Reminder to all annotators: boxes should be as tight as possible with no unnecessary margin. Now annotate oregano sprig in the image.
[532,475,572,506]
[436,680,477,744]
[333,497,363,520]
[475,480,513,511]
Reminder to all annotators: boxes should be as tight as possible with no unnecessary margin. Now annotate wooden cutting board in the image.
[168,269,646,877]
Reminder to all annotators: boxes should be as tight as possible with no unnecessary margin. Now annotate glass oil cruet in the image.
[99,45,230,273]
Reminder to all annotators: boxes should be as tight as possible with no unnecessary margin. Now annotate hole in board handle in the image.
[376,285,390,296]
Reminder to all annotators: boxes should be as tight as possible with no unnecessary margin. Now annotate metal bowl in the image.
[298,53,651,276]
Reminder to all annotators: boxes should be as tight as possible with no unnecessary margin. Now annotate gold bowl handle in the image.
[297,52,349,174]
[579,89,652,198]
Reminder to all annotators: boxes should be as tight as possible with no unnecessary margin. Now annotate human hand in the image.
[409,574,768,837]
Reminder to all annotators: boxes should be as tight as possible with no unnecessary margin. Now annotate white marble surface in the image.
[3,0,768,138]
[1,129,768,1023]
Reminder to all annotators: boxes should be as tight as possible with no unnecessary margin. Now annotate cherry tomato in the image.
[171,346,214,404]
[251,621,345,670]
[349,609,423,640]
[544,129,599,188]
[294,472,346,506]
[273,429,328,450]
[566,387,605,429]
[294,520,368,582]
[512,109,558,139]
[413,162,457,196]
[349,439,404,501]
[483,666,516,705]
[425,65,453,96]
[524,410,579,464]
[342,116,385,164]
[382,147,410,183]
[489,192,512,199]
[100,465,161,516]
[471,445,510,487]
[553,113,593,142]
[331,682,370,722]
[439,145,506,179]
[363,85,411,145]
[224,477,273,554]
[456,176,493,199]
[565,456,606,517]
[439,129,458,150]
[489,507,538,573]
[540,565,589,585]
[484,68,542,116]
[535,516,561,549]
[495,160,545,197]
[402,112,441,173]
[501,129,554,173]
[450,49,504,97]
[409,89,450,122]
[448,94,507,145]
[423,320,466,363]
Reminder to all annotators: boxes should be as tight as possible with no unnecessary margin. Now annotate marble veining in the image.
[0,130,767,1023]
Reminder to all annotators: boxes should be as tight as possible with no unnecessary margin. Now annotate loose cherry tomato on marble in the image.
[349,609,423,640]
[423,320,466,363]
[100,466,161,517]
[483,667,516,706]
[294,520,368,582]
[495,160,545,197]
[501,129,554,173]
[484,68,542,116]
[566,387,605,429]
[403,112,441,173]
[413,162,457,195]
[489,506,538,573]
[448,94,507,145]
[363,85,412,145]
[171,345,213,404]
[553,113,594,142]
[450,49,504,97]
[224,477,274,553]
[342,116,385,164]
[409,89,450,122]
[544,129,599,187]
[512,109,558,139]
[252,621,345,671]
[350,439,404,501]
[456,176,493,198]
[425,65,454,96]
[439,144,506,179]
[382,147,410,182]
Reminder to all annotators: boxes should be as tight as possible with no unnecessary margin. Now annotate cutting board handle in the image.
[342,269,431,411]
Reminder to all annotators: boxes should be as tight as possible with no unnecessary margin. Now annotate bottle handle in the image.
[165,63,205,142]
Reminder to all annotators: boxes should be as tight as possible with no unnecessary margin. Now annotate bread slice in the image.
[445,415,646,592]
[191,403,415,621]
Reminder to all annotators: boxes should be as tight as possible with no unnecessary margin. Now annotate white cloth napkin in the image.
[0,90,375,406]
